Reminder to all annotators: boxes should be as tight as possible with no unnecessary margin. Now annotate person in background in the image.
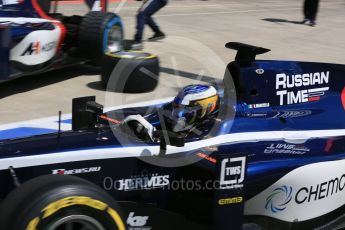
[131,0,168,50]
[301,0,320,26]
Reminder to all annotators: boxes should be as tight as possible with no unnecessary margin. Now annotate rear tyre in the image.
[79,11,124,61]
[0,175,125,230]
[102,51,160,93]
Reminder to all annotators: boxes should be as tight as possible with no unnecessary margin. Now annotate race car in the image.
[0,42,344,230]
[0,0,124,83]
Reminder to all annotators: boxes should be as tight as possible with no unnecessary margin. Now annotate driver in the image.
[121,84,219,142]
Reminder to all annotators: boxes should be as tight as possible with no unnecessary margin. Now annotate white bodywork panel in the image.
[9,23,61,66]
[245,159,345,222]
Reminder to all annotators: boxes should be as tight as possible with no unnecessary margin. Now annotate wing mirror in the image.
[72,96,104,130]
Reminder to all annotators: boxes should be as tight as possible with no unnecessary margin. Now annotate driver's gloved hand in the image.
[121,115,156,142]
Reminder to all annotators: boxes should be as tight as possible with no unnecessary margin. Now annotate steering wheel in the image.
[126,120,152,142]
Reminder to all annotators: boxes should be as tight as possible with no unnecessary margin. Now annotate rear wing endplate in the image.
[225,42,270,64]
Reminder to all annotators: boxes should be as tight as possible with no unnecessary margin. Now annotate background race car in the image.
[0,0,124,84]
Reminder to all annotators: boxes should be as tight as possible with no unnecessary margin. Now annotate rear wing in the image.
[225,42,270,64]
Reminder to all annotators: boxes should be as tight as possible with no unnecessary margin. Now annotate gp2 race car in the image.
[0,0,124,84]
[0,42,344,230]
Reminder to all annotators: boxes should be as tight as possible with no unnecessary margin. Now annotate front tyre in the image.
[0,175,125,230]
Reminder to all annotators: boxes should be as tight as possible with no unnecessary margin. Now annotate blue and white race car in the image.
[0,0,123,82]
[0,43,344,230]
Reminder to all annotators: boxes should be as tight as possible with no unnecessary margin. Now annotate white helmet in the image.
[171,85,218,132]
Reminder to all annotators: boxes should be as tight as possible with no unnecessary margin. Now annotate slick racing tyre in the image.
[79,11,124,61]
[0,175,125,230]
[102,51,159,93]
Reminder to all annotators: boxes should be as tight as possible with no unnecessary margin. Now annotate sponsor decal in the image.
[245,159,345,222]
[26,196,126,230]
[256,68,265,74]
[276,71,329,105]
[21,41,56,56]
[248,103,270,109]
[264,144,310,155]
[265,173,345,212]
[127,212,150,230]
[103,173,170,191]
[244,112,267,118]
[294,174,345,204]
[218,196,243,205]
[51,166,101,175]
[243,110,313,119]
[220,156,246,189]
[275,110,312,118]
[204,146,218,151]
[11,27,60,65]
[265,186,293,213]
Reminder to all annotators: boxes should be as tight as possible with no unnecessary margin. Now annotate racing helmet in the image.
[171,85,219,132]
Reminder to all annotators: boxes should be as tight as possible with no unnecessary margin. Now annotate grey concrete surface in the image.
[0,0,344,124]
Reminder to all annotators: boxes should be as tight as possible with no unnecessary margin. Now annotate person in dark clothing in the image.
[302,0,320,26]
[131,0,168,50]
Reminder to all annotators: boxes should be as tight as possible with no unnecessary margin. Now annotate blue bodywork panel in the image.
[0,43,344,229]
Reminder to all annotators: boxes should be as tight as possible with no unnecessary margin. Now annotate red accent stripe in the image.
[99,115,121,124]
[197,152,217,164]
[341,87,345,110]
[308,96,320,101]
[33,41,40,54]
[31,0,66,51]
[324,139,333,152]
[100,0,106,12]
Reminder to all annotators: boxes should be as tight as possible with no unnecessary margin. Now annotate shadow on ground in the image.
[0,39,151,98]
[0,65,100,99]
[262,18,303,25]
[87,66,218,92]
[160,67,217,83]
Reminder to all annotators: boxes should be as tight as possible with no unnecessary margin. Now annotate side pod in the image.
[214,154,247,230]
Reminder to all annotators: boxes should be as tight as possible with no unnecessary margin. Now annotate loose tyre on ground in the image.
[0,175,125,230]
[102,51,160,93]
[79,11,124,61]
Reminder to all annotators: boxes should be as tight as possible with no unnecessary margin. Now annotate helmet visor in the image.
[171,103,201,132]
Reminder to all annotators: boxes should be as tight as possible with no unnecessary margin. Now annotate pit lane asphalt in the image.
[0,0,344,124]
